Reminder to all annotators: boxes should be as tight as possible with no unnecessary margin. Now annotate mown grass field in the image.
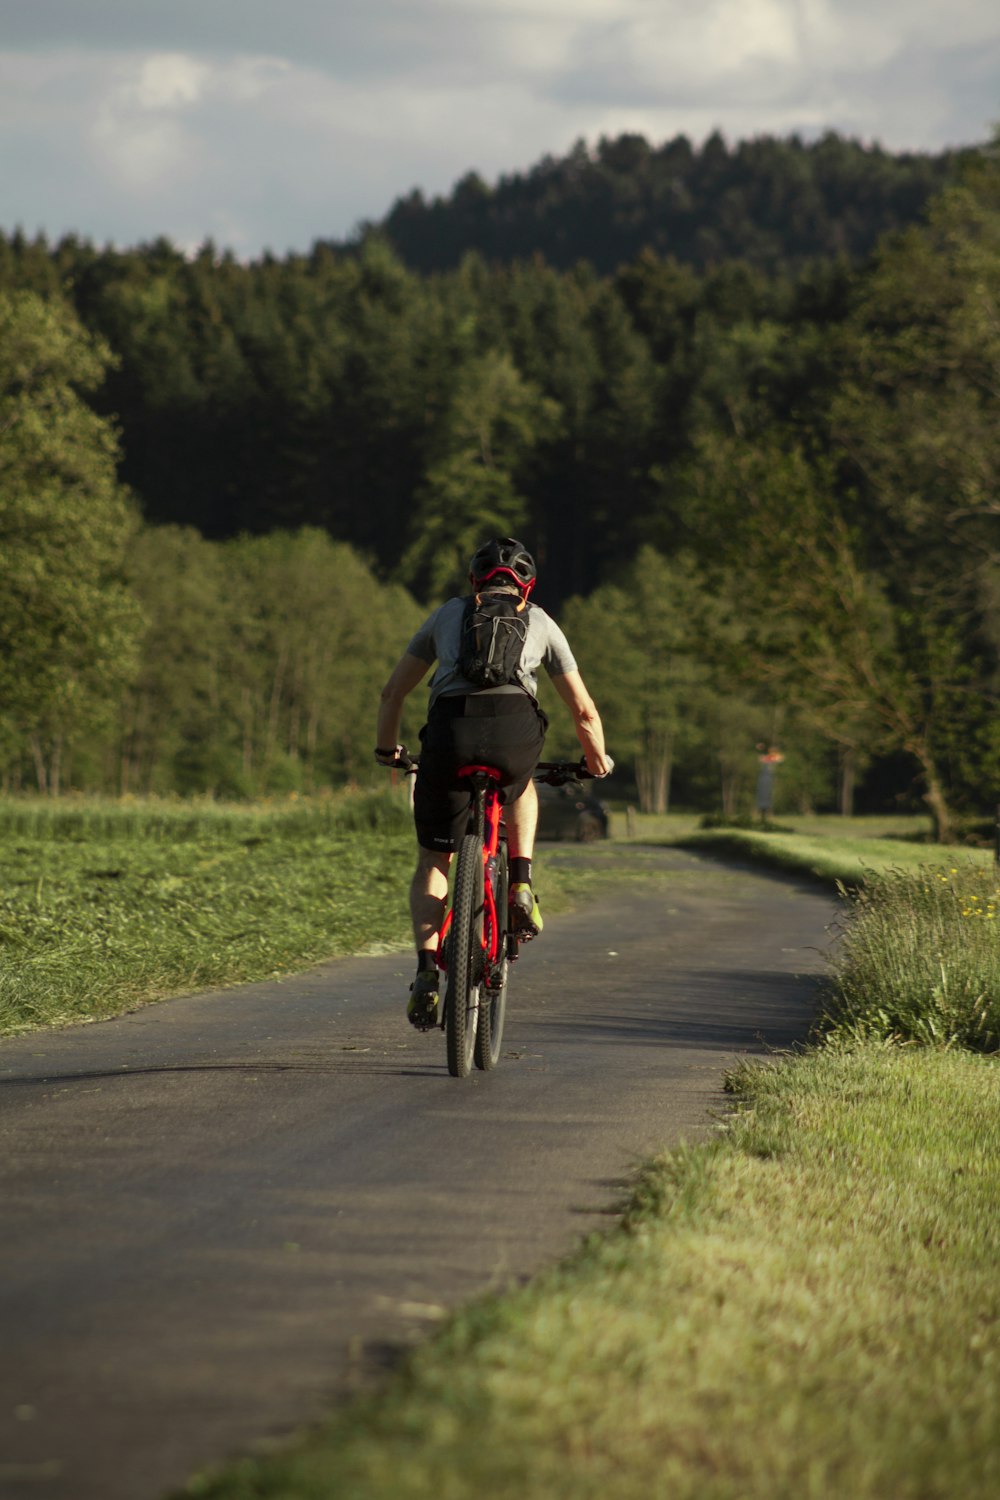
[0,792,421,1036]
[0,791,652,1036]
[2,797,994,1041]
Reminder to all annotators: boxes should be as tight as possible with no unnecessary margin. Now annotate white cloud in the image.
[539,3,800,116]
[826,0,999,52]
[130,52,209,109]
[626,1,801,81]
[88,54,206,188]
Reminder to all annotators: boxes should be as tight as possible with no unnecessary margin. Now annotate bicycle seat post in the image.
[458,765,502,841]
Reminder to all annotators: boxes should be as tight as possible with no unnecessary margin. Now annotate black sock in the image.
[510,857,531,886]
[416,950,437,973]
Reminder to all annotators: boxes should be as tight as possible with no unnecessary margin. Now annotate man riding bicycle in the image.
[375,536,612,1028]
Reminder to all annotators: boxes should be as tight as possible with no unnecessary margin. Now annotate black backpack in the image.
[458,592,529,690]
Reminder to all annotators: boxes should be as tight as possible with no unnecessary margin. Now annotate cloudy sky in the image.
[2,0,997,258]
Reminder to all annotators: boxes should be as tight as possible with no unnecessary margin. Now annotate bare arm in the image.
[550,670,612,777]
[376,652,431,751]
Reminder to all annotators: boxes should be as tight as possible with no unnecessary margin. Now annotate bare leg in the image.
[505,778,538,860]
[410,847,451,951]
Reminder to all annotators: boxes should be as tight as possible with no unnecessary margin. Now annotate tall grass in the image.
[826,863,1000,1050]
[0,787,412,843]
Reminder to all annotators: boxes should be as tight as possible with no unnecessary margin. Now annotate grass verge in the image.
[672,824,992,886]
[182,1041,1000,1500]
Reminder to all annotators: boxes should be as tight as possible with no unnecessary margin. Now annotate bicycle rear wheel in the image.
[445,833,482,1078]
[475,841,509,1072]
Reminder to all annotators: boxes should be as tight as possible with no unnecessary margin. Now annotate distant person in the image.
[755,743,785,822]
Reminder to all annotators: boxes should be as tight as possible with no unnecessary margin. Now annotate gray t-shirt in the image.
[407,595,578,711]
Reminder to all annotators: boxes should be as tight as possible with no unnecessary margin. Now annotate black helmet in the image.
[469,536,536,593]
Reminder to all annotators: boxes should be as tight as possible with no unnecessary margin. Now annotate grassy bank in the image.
[184,1041,1000,1500]
[672,823,993,886]
[605,807,993,886]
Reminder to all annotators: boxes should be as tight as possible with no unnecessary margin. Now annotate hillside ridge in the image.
[342,129,975,275]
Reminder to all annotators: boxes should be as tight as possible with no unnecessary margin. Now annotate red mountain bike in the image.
[396,753,602,1077]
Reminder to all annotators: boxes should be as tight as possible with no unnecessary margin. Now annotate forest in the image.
[369,130,971,275]
[1,130,998,835]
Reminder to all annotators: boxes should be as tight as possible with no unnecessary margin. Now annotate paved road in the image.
[0,848,835,1500]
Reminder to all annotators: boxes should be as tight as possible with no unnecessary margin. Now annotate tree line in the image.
[370,129,971,276]
[1,138,997,830]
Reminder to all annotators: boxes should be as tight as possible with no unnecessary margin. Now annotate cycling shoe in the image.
[407,969,440,1030]
[509,882,543,939]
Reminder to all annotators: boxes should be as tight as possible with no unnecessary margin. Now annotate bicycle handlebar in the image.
[378,749,613,783]
[533,759,599,786]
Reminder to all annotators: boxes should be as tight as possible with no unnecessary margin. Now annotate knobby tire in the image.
[446,833,482,1078]
[475,840,509,1071]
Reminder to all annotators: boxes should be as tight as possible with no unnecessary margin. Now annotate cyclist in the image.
[375,536,612,1027]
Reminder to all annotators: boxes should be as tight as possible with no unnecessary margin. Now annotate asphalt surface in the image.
[0,846,836,1500]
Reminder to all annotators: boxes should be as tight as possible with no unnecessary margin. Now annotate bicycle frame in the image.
[436,764,508,978]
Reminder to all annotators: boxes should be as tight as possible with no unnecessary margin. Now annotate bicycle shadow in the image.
[0,1059,447,1090]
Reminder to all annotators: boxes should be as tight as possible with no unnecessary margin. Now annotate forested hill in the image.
[356,131,972,275]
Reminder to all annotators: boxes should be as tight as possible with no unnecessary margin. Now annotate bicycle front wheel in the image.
[446,833,483,1078]
[475,840,509,1072]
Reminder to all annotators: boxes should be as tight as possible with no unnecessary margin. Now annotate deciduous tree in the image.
[0,292,141,791]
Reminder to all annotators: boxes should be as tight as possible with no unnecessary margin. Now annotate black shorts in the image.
[414,693,548,852]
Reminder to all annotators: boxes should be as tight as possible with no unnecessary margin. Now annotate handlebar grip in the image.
[534,757,611,786]
[375,744,419,772]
